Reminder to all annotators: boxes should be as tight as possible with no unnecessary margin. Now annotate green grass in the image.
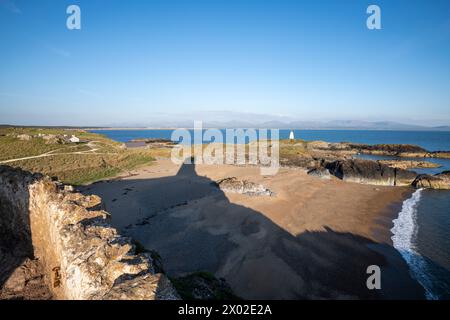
[279,139,309,159]
[7,151,156,185]
[0,127,104,161]
[0,127,165,185]
[0,135,67,161]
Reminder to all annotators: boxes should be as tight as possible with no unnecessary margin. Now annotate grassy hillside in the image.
[0,127,170,185]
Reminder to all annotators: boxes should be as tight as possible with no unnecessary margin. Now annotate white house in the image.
[69,135,80,143]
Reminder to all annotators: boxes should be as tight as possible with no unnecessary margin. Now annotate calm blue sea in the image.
[91,129,450,151]
[91,129,450,299]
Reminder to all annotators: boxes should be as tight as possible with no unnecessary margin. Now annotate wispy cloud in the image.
[0,0,21,14]
[47,46,71,58]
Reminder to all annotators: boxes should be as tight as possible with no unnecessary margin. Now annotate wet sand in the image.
[80,160,425,299]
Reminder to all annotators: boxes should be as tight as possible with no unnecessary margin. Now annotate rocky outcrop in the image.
[216,177,274,196]
[0,165,179,300]
[170,272,240,300]
[325,159,417,186]
[307,167,331,179]
[427,151,450,159]
[305,141,450,159]
[307,141,354,151]
[378,160,441,170]
[280,155,322,169]
[129,138,177,149]
[350,144,450,159]
[350,144,428,156]
[17,134,32,141]
[412,171,450,190]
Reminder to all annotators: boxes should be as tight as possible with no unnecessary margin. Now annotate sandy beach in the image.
[80,160,425,299]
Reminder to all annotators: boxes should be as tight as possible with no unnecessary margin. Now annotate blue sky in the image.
[1,0,450,126]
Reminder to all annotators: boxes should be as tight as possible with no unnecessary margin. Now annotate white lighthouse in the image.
[289,130,295,141]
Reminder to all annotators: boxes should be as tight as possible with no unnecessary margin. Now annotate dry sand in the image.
[80,160,425,299]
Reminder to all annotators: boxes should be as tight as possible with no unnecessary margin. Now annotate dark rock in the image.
[326,159,417,186]
[395,167,420,186]
[307,167,331,179]
[170,272,240,300]
[350,143,428,154]
[412,172,450,190]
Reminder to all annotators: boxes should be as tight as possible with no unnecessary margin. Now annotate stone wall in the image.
[0,166,179,300]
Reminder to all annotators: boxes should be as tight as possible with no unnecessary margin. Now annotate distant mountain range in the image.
[92,111,450,131]
[91,120,450,131]
[0,116,450,131]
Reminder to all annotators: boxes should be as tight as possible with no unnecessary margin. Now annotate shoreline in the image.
[368,188,427,299]
[80,160,426,299]
[369,187,413,245]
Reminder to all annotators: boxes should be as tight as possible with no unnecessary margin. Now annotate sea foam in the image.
[391,189,438,300]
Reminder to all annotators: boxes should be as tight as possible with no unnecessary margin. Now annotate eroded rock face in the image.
[0,165,179,300]
[216,177,274,196]
[412,171,450,190]
[325,159,417,186]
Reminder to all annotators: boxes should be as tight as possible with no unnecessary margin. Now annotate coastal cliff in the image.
[0,165,179,300]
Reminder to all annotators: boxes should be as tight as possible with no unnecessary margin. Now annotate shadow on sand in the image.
[81,162,426,300]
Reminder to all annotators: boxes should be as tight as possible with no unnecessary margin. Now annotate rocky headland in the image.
[281,141,450,189]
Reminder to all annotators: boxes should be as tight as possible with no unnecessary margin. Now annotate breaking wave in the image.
[391,189,438,300]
